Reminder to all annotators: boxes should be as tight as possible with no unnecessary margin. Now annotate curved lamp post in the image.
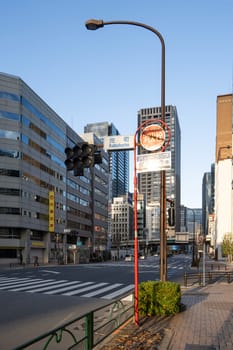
[85,18,167,324]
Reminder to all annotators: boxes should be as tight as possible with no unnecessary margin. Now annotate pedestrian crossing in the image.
[0,276,134,300]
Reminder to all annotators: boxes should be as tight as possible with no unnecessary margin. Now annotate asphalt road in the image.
[0,254,191,349]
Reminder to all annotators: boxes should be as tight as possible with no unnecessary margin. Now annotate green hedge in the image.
[138,280,181,316]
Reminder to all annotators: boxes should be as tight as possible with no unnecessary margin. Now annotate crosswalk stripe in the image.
[11,280,63,292]
[101,284,134,299]
[62,282,108,296]
[82,283,123,298]
[45,281,91,295]
[0,277,33,284]
[0,277,134,300]
[0,279,46,290]
[27,281,78,293]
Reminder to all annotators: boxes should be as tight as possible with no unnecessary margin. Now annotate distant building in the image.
[111,195,134,255]
[84,122,129,199]
[215,93,233,259]
[137,105,181,238]
[136,193,146,241]
[202,165,215,235]
[186,208,202,236]
[146,203,160,240]
[80,132,109,257]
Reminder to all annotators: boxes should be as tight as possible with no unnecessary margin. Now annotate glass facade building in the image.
[0,73,109,265]
[84,122,129,200]
[202,165,215,236]
[137,105,181,239]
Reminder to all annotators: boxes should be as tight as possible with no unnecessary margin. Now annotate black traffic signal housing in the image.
[93,147,102,165]
[64,147,74,170]
[64,142,102,176]
[77,143,95,168]
[168,202,175,227]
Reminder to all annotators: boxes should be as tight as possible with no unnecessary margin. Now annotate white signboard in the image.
[175,233,189,243]
[104,135,134,151]
[64,228,71,233]
[136,151,171,173]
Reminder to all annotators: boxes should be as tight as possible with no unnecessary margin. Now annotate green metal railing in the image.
[13,292,134,350]
[184,270,232,287]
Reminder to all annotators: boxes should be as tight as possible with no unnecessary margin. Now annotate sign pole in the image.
[133,119,170,325]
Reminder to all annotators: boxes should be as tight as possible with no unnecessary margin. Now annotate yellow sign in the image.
[49,191,55,232]
[31,241,45,248]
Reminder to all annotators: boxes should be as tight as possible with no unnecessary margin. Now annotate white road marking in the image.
[27,280,78,293]
[83,283,123,298]
[101,284,134,299]
[41,270,60,274]
[11,280,62,292]
[62,282,108,296]
[0,279,45,289]
[45,281,88,295]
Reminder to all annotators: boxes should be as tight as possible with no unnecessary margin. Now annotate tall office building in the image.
[215,94,233,258]
[202,164,215,236]
[180,206,202,235]
[111,194,134,253]
[202,172,212,235]
[137,105,181,239]
[0,72,109,265]
[84,122,129,199]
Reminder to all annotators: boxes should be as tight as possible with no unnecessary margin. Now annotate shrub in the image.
[138,280,181,316]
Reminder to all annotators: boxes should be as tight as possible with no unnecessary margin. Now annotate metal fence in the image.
[13,293,134,350]
[184,270,232,287]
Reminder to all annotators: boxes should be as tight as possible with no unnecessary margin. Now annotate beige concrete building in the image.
[215,94,233,259]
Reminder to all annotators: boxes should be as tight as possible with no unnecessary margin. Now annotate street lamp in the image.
[85,18,167,324]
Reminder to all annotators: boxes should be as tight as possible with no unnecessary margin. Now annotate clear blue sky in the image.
[1,0,232,208]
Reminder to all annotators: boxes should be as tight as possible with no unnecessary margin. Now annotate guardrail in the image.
[184,271,232,287]
[9,263,26,268]
[13,292,134,350]
[206,263,227,271]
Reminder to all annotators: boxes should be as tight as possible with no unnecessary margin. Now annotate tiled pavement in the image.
[164,282,233,350]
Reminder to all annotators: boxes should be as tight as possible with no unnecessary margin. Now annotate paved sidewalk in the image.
[164,282,233,350]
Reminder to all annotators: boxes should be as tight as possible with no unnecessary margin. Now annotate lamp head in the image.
[85,19,104,30]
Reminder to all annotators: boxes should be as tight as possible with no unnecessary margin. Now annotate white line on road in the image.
[0,277,36,285]
[0,278,45,289]
[41,270,60,274]
[62,282,108,296]
[44,281,89,295]
[101,284,134,300]
[11,280,63,292]
[27,280,79,293]
[82,283,123,298]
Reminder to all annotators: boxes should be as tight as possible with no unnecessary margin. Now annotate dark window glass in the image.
[0,91,20,102]
[21,97,65,140]
[21,133,65,168]
[22,114,65,160]
[0,188,20,196]
[0,129,20,139]
[0,207,21,214]
[0,249,17,258]
[0,169,20,177]
[0,110,19,121]
[0,228,20,239]
[0,149,20,158]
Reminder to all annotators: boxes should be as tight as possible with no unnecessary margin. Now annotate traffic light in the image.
[80,143,95,168]
[64,142,100,176]
[94,148,102,165]
[64,147,74,170]
[168,204,175,227]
